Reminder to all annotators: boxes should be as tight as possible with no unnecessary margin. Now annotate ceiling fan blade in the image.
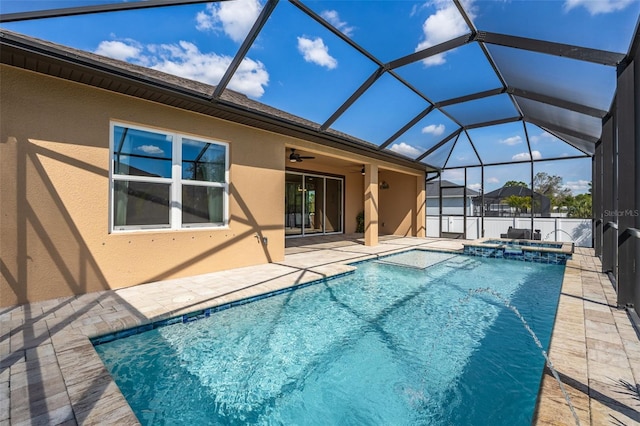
[288,148,314,162]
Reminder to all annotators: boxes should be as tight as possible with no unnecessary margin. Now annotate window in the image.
[110,122,228,231]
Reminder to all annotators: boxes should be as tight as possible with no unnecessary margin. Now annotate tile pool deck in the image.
[1,235,638,425]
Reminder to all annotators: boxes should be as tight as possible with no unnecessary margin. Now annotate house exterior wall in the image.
[282,145,425,240]
[1,65,289,306]
[1,65,427,307]
[378,170,417,236]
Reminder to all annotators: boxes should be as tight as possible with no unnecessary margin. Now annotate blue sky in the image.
[2,0,639,194]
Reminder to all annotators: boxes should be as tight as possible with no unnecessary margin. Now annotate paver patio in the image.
[1,236,639,425]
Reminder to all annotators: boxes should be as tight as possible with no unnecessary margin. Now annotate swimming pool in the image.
[93,250,565,425]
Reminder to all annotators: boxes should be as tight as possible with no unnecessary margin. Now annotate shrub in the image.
[356,211,365,233]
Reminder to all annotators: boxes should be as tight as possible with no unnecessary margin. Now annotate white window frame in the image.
[109,121,229,232]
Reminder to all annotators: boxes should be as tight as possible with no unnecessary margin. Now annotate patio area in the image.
[1,235,639,425]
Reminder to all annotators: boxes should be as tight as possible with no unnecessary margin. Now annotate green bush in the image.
[356,211,365,233]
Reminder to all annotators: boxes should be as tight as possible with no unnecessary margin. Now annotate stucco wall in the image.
[1,65,427,306]
[378,170,421,236]
[1,65,288,306]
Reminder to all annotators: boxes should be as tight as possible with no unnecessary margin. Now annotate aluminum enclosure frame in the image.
[615,38,640,311]
[0,0,628,166]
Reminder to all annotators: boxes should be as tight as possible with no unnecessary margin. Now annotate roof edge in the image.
[0,29,433,173]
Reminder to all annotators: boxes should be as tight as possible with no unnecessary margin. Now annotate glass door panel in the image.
[285,173,303,236]
[305,176,324,235]
[285,172,343,237]
[325,178,343,233]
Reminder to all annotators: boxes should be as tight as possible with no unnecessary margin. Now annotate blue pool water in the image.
[94,251,565,425]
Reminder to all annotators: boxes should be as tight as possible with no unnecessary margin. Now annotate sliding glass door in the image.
[285,173,303,236]
[285,172,343,237]
[325,178,342,233]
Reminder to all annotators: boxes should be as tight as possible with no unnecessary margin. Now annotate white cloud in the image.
[389,142,422,157]
[228,56,270,97]
[512,150,542,161]
[512,152,530,161]
[468,182,482,191]
[94,40,143,61]
[442,168,464,181]
[564,0,634,15]
[410,3,428,18]
[297,37,338,69]
[151,41,269,97]
[95,39,269,98]
[196,0,262,42]
[487,177,500,184]
[136,145,164,155]
[321,10,355,36]
[415,0,474,66]
[564,179,591,192]
[500,135,522,146]
[421,124,446,136]
[529,131,559,144]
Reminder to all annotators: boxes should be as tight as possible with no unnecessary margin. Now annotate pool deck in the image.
[1,235,639,425]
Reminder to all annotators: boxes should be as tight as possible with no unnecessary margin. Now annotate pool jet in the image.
[465,287,581,426]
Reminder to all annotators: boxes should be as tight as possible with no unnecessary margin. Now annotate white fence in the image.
[426,216,592,247]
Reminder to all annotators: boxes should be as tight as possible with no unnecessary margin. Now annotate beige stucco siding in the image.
[1,64,427,307]
[377,170,427,237]
[1,65,286,306]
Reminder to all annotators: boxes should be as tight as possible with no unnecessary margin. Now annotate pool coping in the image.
[89,249,461,346]
[533,251,640,424]
[2,236,638,425]
[89,268,358,347]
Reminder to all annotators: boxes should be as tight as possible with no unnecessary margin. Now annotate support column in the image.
[415,173,426,237]
[593,140,603,257]
[481,166,485,237]
[530,159,534,236]
[617,53,640,309]
[364,164,379,246]
[601,113,617,279]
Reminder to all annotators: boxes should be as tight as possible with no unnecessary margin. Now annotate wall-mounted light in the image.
[380,181,389,190]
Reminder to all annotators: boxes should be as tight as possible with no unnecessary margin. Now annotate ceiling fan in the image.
[348,165,366,175]
[289,148,315,163]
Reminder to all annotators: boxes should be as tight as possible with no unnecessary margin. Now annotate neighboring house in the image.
[0,31,428,307]
[477,185,551,217]
[426,180,480,216]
